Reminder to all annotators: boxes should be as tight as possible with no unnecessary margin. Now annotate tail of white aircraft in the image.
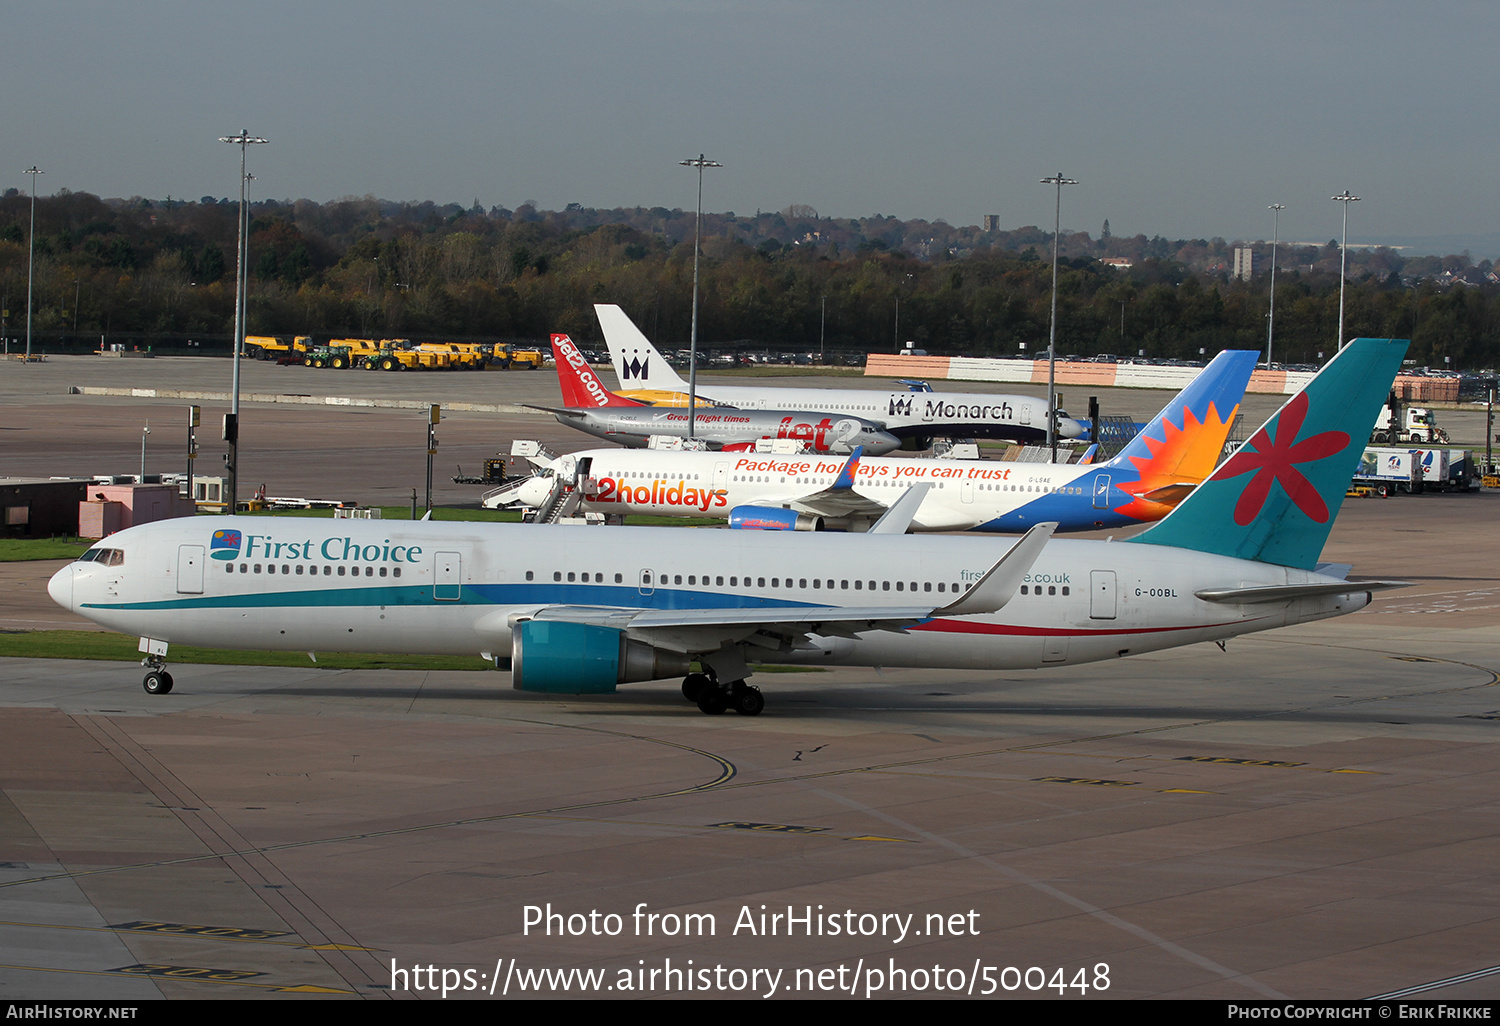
[595,304,689,390]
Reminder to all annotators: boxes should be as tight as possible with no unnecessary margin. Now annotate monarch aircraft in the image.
[595,304,1085,446]
[500,348,1258,532]
[532,335,904,455]
[49,340,1407,716]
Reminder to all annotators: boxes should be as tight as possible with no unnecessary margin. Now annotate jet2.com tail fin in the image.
[1103,349,1258,477]
[595,304,688,390]
[1128,338,1408,570]
[550,334,643,408]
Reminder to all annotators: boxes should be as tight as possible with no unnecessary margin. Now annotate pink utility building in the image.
[79,484,194,540]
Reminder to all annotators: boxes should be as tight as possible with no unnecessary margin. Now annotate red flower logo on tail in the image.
[1217,393,1349,525]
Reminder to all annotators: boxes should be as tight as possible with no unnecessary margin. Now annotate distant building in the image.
[1233,247,1258,281]
[982,214,1000,232]
[0,479,89,538]
[1100,257,1134,270]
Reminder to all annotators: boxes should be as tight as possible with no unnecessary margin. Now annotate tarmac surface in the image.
[1,354,1497,1001]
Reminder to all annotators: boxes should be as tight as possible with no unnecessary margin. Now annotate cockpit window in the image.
[79,548,124,566]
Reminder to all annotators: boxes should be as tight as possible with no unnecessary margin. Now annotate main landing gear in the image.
[680,671,763,717]
[141,653,174,695]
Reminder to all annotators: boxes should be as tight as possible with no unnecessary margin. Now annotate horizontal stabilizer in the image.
[1195,580,1408,604]
[1139,482,1196,506]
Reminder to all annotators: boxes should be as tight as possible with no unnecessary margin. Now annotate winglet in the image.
[550,334,643,408]
[934,522,1057,615]
[831,447,864,490]
[868,482,931,535]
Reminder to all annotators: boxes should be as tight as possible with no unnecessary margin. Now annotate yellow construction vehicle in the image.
[411,342,485,370]
[244,335,314,363]
[494,343,544,370]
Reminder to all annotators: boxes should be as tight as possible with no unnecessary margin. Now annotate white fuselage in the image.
[508,448,1132,532]
[620,382,1084,444]
[50,517,1370,673]
[553,406,903,455]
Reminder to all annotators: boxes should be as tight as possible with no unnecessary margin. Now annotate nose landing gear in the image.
[141,654,174,695]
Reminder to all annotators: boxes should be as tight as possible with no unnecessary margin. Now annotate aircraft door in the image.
[638,569,655,596]
[1092,475,1112,509]
[1090,570,1117,620]
[434,551,462,601]
[714,461,729,491]
[177,545,204,594]
[961,477,974,504]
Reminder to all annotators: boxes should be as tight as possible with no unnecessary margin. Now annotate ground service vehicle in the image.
[495,344,544,370]
[1355,447,1480,494]
[1372,398,1449,444]
[411,342,485,369]
[244,335,313,362]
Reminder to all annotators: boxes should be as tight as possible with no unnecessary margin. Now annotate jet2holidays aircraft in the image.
[499,348,1258,532]
[50,339,1407,716]
[595,303,1085,446]
[532,335,903,455]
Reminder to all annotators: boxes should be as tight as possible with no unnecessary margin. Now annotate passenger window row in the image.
[225,563,401,578]
[522,570,965,594]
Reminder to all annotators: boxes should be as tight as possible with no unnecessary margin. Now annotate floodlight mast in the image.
[1332,190,1360,354]
[24,166,43,363]
[1040,172,1078,463]
[218,131,268,512]
[678,154,721,439]
[1267,203,1285,368]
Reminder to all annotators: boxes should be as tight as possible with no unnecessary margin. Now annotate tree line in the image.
[0,189,1494,371]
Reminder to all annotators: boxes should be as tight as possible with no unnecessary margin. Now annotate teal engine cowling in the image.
[511,620,691,694]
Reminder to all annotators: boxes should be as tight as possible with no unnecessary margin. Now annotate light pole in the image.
[24,166,43,363]
[1041,172,1078,462]
[218,131,268,512]
[678,154,721,439]
[1332,190,1360,353]
[1267,203,1285,368]
[140,423,150,482]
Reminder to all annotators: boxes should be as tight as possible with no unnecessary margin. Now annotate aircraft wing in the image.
[516,522,1057,654]
[779,447,891,519]
[528,603,937,653]
[789,490,891,518]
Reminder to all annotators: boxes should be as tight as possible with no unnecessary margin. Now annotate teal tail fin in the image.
[1127,338,1409,569]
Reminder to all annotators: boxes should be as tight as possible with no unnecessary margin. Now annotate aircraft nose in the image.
[47,564,73,611]
[1056,417,1085,439]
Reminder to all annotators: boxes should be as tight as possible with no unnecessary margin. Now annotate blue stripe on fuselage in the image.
[81,582,828,613]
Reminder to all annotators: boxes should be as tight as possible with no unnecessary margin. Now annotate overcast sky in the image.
[6,1,1494,250]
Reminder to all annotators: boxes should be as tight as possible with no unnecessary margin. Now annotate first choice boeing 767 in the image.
[50,339,1407,716]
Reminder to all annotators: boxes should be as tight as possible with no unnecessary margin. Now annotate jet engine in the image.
[511,620,690,694]
[727,505,826,531]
